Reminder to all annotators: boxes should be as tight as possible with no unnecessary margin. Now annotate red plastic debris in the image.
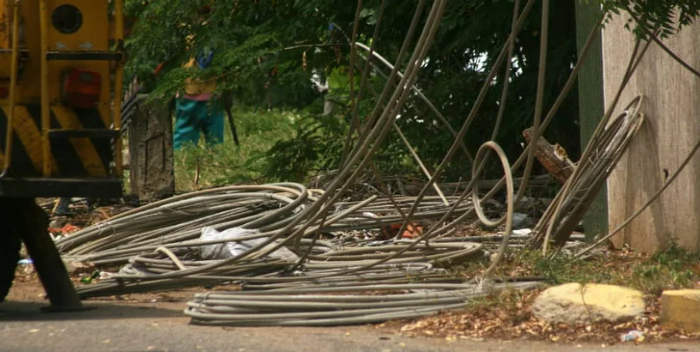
[380,222,424,239]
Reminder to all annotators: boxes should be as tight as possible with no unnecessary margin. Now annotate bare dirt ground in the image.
[1,279,698,352]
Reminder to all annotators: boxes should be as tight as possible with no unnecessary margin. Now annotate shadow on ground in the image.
[0,300,183,322]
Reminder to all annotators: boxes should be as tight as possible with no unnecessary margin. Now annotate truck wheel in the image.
[0,226,21,303]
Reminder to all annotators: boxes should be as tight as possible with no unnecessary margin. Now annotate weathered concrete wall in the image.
[127,97,175,202]
[603,14,700,253]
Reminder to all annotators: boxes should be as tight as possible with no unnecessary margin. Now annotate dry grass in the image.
[382,245,700,345]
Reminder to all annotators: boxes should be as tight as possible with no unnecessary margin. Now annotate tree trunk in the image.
[127,96,175,202]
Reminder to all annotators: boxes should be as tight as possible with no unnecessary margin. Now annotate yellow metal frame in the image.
[1,0,21,176]
[113,0,124,176]
[0,0,125,178]
[39,0,50,176]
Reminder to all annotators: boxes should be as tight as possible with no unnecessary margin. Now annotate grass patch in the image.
[400,245,700,343]
[532,246,699,295]
[173,107,298,191]
[455,244,700,296]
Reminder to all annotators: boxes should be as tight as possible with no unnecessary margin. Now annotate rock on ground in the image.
[533,283,645,325]
[660,289,700,332]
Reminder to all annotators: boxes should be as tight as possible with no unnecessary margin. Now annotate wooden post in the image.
[603,15,700,252]
[127,96,175,202]
[575,0,608,242]
[523,128,575,184]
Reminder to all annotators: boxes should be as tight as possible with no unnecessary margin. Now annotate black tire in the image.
[0,223,21,303]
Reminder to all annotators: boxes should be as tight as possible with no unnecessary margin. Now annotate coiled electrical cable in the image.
[57,0,617,328]
[184,281,541,326]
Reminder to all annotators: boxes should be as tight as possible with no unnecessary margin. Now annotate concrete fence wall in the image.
[603,14,700,253]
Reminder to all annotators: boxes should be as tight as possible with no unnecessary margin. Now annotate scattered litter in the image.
[512,213,533,229]
[49,218,68,230]
[64,261,93,274]
[620,330,645,343]
[51,224,81,235]
[512,229,532,236]
[79,271,102,284]
[200,227,298,261]
[99,271,115,279]
[49,224,82,240]
[380,222,424,239]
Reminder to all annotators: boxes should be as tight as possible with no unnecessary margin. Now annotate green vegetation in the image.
[174,107,297,191]
[125,1,700,187]
[601,0,700,39]
[125,0,582,184]
[461,244,700,295]
[533,249,698,295]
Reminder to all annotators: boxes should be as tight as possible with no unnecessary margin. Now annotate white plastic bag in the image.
[199,227,298,261]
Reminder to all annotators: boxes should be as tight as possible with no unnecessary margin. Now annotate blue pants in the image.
[174,98,225,150]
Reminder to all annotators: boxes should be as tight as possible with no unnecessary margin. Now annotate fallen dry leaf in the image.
[395,289,700,345]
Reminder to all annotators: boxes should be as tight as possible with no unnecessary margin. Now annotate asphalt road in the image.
[0,281,697,352]
[1,299,699,352]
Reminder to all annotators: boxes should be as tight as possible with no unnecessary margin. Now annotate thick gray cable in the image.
[513,0,548,206]
[534,31,656,250]
[339,0,427,169]
[415,13,609,242]
[339,0,387,168]
[470,142,514,280]
[574,122,700,258]
[354,42,475,164]
[389,0,537,241]
[262,0,448,273]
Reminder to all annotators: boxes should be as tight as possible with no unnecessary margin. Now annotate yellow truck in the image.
[0,0,125,310]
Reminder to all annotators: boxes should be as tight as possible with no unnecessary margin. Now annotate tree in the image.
[122,0,700,183]
[601,0,700,38]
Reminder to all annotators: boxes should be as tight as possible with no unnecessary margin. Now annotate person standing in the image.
[173,48,225,150]
[173,5,225,150]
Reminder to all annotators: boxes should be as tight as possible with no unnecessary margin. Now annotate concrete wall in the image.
[603,14,700,253]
